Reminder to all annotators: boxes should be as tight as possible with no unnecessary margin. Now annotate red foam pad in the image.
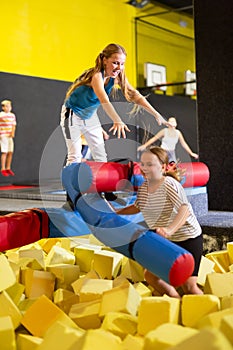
[169,253,195,287]
[83,161,210,193]
[179,162,210,188]
[0,209,49,251]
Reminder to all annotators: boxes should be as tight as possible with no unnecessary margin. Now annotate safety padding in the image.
[73,192,194,287]
[47,207,91,238]
[179,162,210,188]
[0,208,49,251]
[62,161,210,195]
[61,163,195,286]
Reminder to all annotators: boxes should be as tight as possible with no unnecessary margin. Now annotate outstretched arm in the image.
[179,132,199,159]
[137,129,165,151]
[92,73,130,138]
[126,80,170,127]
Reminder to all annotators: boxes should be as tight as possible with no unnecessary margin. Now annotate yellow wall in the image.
[135,5,195,95]
[0,0,194,92]
[0,0,136,83]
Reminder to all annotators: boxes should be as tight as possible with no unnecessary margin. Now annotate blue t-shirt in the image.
[65,74,115,120]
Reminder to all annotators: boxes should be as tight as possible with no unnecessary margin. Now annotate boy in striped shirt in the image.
[0,100,17,176]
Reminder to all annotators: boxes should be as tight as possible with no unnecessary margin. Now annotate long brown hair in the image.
[146,146,183,182]
[65,43,138,102]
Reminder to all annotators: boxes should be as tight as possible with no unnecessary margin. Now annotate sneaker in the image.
[6,169,15,176]
[104,192,118,201]
[1,170,9,176]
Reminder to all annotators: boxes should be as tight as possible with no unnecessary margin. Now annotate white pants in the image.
[60,105,107,165]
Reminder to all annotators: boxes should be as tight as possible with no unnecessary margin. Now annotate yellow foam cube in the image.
[121,334,144,350]
[16,333,43,350]
[0,254,16,291]
[15,257,37,272]
[6,282,25,305]
[73,247,96,272]
[18,248,45,269]
[197,256,215,286]
[196,307,233,329]
[227,242,233,264]
[120,257,144,282]
[99,282,141,318]
[5,250,19,264]
[206,250,230,273]
[69,329,122,350]
[144,323,198,350]
[133,282,152,297]
[71,270,100,295]
[47,264,80,291]
[53,289,79,314]
[21,295,79,337]
[0,290,22,329]
[181,294,220,327]
[36,321,84,350]
[8,261,20,283]
[113,276,131,288]
[220,314,233,345]
[22,268,55,299]
[45,246,75,265]
[18,298,36,313]
[39,237,71,254]
[166,328,232,350]
[204,272,233,297]
[101,311,138,339]
[221,295,233,310]
[92,250,122,279]
[137,296,180,335]
[18,242,42,251]
[162,295,180,324]
[69,300,101,329]
[79,279,113,302]
[0,316,16,350]
[39,238,65,254]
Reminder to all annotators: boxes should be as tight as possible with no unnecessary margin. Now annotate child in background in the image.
[0,100,17,176]
[138,116,198,162]
[116,146,203,298]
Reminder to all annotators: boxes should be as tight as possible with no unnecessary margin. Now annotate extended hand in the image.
[137,145,146,152]
[154,114,169,126]
[156,227,171,238]
[191,152,199,159]
[109,122,130,139]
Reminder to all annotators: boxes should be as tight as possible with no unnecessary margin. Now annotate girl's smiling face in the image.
[140,151,165,181]
[103,53,126,78]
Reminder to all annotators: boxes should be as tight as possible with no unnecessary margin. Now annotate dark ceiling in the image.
[131,0,193,16]
[152,0,193,15]
[151,0,193,15]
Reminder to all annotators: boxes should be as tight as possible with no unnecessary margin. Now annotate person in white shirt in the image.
[137,116,198,162]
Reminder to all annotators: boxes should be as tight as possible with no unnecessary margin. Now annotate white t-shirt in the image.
[161,128,180,151]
